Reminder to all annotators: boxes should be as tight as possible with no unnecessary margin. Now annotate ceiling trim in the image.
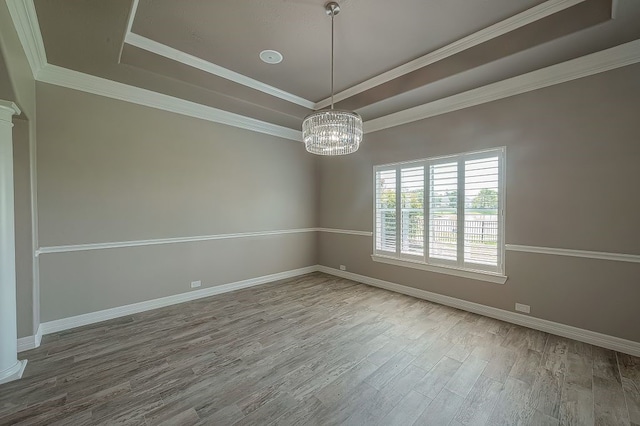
[6,0,302,142]
[0,100,21,116]
[314,0,587,109]
[364,38,640,134]
[121,0,587,111]
[38,63,303,141]
[7,0,640,144]
[5,0,46,78]
[124,32,316,109]
[124,0,139,36]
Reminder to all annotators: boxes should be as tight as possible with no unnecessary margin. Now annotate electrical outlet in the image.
[339,265,347,271]
[190,280,202,289]
[515,303,530,314]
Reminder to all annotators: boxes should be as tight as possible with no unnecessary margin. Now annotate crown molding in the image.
[124,0,139,36]
[121,0,586,111]
[314,0,586,109]
[124,32,316,110]
[0,100,21,117]
[5,0,46,78]
[7,0,639,144]
[364,38,640,134]
[37,64,302,141]
[117,0,139,63]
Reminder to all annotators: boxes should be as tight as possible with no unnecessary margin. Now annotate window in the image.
[374,148,505,282]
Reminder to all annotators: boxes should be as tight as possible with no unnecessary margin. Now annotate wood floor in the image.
[1,272,638,425]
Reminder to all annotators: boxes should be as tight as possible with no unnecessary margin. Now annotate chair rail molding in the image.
[36,228,319,256]
[506,244,640,263]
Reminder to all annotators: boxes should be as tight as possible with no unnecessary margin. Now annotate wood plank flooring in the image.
[1,272,638,425]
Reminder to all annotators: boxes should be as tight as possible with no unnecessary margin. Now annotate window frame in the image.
[372,147,506,284]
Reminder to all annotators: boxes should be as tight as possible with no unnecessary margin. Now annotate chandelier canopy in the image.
[302,2,363,156]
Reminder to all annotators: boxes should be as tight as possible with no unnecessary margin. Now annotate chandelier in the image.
[302,2,363,156]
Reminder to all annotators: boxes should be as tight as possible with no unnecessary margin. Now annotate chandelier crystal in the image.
[303,2,363,156]
[303,110,362,155]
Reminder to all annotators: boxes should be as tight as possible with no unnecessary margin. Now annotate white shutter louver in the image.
[428,162,458,262]
[400,166,424,256]
[464,156,500,268]
[375,169,397,253]
[373,147,504,277]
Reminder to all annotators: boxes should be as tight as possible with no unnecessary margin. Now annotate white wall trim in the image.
[8,0,638,144]
[5,0,46,78]
[316,228,373,237]
[506,244,640,264]
[0,100,21,116]
[37,64,302,142]
[117,0,140,63]
[36,228,318,256]
[124,0,139,38]
[364,39,640,134]
[38,229,640,264]
[317,266,640,357]
[125,33,316,110]
[315,0,586,109]
[371,254,508,284]
[17,324,41,352]
[39,266,317,335]
[17,265,640,356]
[119,0,589,113]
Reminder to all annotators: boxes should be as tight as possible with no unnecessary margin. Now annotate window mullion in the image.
[457,158,465,267]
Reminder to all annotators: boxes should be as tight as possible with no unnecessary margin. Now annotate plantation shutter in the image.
[400,166,424,256]
[428,161,458,263]
[464,155,501,270]
[375,169,397,253]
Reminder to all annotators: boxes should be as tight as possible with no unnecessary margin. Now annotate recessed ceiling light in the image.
[260,50,283,64]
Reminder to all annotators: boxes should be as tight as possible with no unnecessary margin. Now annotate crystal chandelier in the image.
[302,2,363,156]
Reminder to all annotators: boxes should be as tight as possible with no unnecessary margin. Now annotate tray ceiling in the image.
[32,0,640,129]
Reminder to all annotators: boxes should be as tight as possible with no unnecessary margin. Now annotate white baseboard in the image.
[0,360,28,385]
[17,324,42,353]
[17,264,640,358]
[39,266,316,336]
[317,265,640,357]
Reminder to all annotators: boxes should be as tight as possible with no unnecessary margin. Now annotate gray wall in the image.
[318,63,640,342]
[36,83,317,322]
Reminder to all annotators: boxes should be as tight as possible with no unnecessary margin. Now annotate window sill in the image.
[371,254,508,284]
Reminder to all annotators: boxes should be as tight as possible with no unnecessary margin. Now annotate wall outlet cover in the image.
[339,265,347,271]
[191,280,202,288]
[515,303,530,314]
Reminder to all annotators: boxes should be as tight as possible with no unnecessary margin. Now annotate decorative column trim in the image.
[0,100,28,385]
